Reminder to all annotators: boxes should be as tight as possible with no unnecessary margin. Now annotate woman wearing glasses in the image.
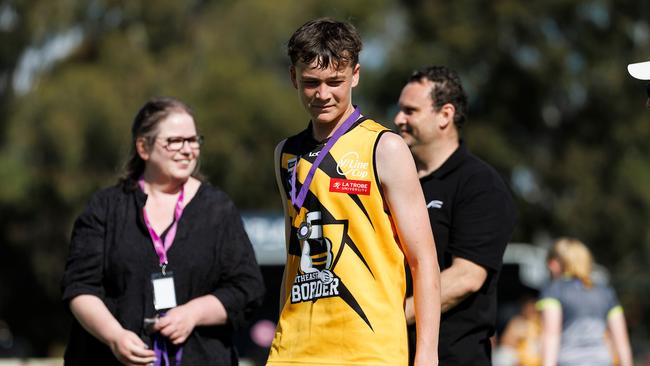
[61,97,264,365]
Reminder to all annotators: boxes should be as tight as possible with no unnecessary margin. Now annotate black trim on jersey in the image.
[347,194,374,231]
[312,205,375,331]
[335,279,374,331]
[288,230,301,256]
[319,207,374,280]
[374,130,392,216]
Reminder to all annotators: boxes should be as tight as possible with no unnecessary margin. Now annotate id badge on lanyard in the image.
[139,179,185,311]
[152,271,177,311]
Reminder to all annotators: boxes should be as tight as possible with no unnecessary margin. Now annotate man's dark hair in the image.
[287,17,362,70]
[409,66,468,130]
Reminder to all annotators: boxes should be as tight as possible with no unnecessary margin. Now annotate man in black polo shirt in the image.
[394,65,517,365]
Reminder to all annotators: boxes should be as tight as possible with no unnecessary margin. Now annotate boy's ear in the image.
[290,66,298,89]
[351,63,360,88]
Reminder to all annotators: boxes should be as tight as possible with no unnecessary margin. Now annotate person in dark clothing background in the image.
[61,97,264,365]
[394,65,517,365]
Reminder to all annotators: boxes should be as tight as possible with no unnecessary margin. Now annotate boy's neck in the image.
[311,104,356,142]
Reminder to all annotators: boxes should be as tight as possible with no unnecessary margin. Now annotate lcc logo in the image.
[336,151,369,178]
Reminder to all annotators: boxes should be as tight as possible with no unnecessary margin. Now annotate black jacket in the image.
[61,182,265,365]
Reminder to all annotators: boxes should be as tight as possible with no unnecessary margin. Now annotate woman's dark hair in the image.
[287,17,362,70]
[119,97,202,190]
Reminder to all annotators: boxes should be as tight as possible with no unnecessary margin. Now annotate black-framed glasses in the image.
[157,135,204,151]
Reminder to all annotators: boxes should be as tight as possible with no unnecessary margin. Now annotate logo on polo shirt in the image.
[427,200,443,209]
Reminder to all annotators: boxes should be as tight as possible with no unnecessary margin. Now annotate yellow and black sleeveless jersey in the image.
[267,118,408,366]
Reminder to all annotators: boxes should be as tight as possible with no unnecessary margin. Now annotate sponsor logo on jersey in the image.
[329,178,371,195]
[291,270,340,303]
[291,211,341,304]
[336,151,369,178]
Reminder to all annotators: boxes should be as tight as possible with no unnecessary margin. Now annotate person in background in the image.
[394,65,517,365]
[498,295,542,366]
[267,18,440,366]
[61,97,264,365]
[627,60,650,108]
[538,238,633,366]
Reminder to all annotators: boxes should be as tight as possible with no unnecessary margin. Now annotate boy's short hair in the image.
[287,17,362,70]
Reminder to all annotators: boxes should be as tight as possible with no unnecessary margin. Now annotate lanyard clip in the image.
[161,263,167,276]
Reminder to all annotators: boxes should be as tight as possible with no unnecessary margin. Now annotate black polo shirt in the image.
[407,141,516,366]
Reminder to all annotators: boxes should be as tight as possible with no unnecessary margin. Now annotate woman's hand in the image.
[152,304,198,345]
[108,328,156,365]
[152,295,228,345]
[70,295,156,365]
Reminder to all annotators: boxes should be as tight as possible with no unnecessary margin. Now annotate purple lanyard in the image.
[290,106,361,212]
[139,179,185,272]
[153,328,183,366]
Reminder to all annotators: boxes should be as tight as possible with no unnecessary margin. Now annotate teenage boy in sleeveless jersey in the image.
[395,66,517,365]
[266,18,441,366]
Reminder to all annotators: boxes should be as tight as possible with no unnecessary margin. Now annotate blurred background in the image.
[0,0,648,364]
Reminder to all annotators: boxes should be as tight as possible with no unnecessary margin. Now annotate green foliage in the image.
[377,0,650,266]
[1,0,649,357]
[379,0,650,345]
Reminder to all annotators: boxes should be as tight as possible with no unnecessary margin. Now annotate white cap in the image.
[627,61,650,80]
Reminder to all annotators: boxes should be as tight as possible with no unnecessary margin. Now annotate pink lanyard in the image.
[139,179,185,273]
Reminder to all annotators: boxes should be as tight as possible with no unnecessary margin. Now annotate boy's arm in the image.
[274,140,290,312]
[376,132,440,365]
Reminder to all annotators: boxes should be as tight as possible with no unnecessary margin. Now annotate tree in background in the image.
[0,0,648,358]
[0,0,396,356]
[369,0,650,350]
